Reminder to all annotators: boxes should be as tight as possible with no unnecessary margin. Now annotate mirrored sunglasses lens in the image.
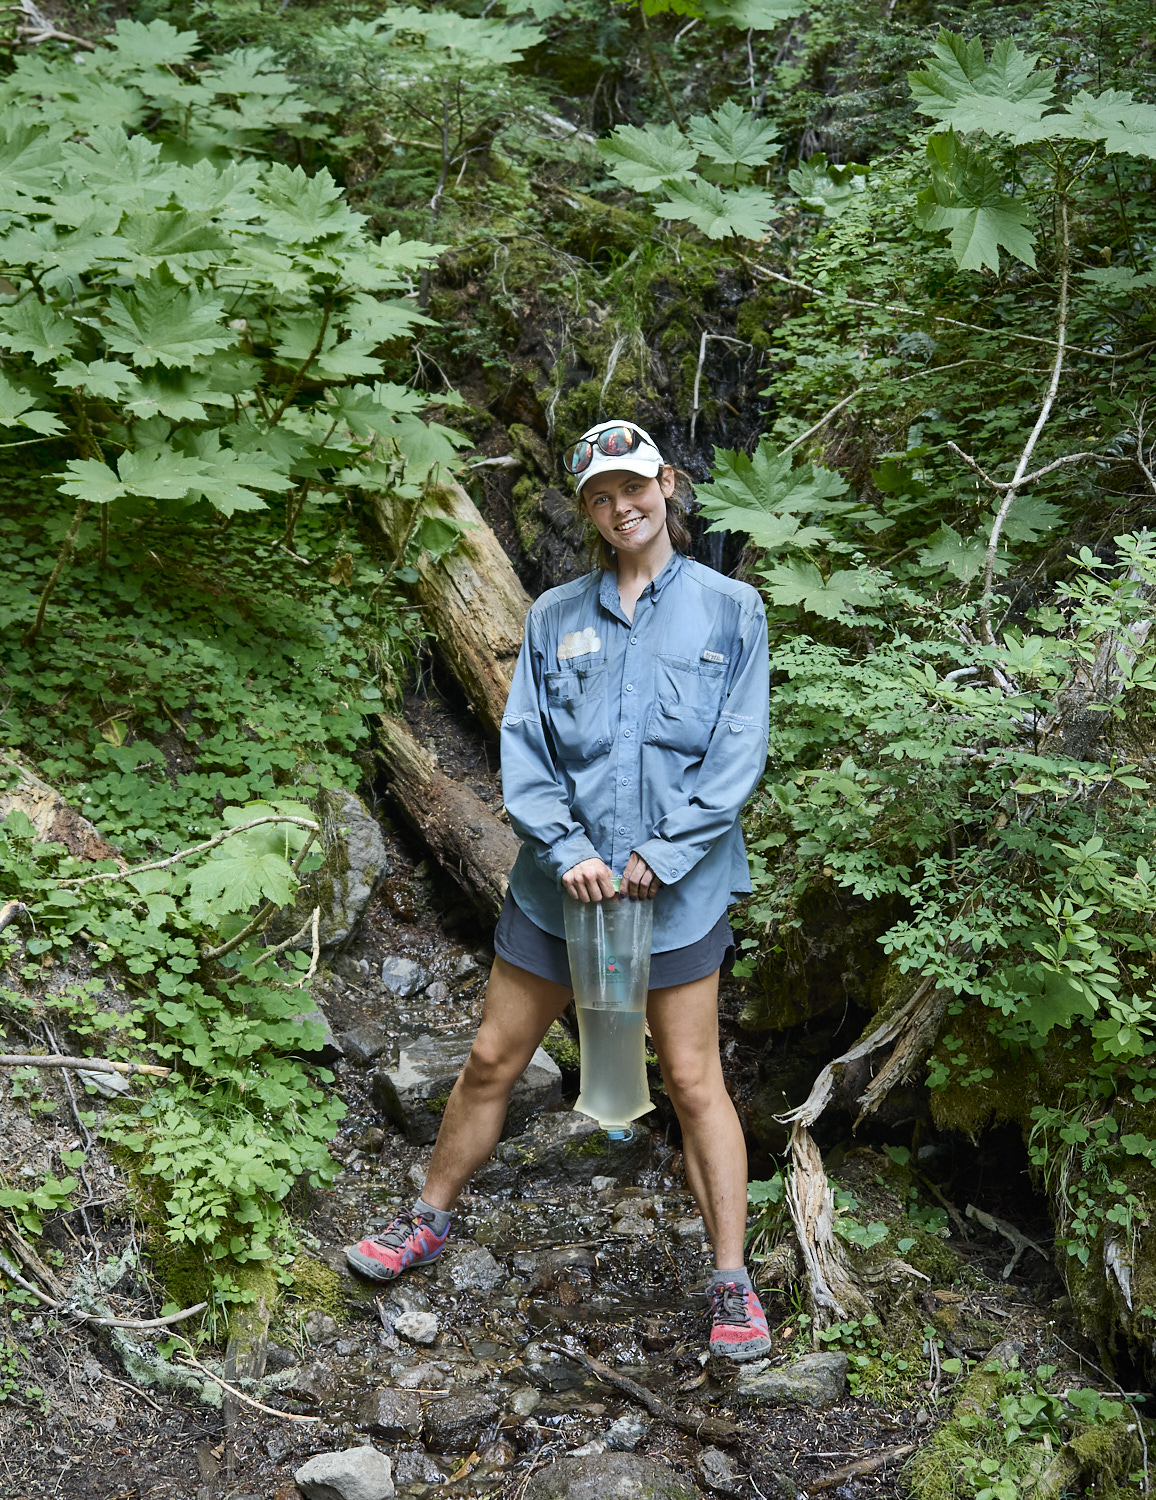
[566,440,593,473]
[598,425,637,458]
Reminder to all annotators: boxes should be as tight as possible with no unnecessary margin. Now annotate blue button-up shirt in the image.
[499,553,769,953]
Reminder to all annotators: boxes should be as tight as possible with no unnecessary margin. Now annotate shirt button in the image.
[618,826,626,835]
[625,684,634,692]
[621,778,629,786]
[623,729,632,738]
[630,637,638,645]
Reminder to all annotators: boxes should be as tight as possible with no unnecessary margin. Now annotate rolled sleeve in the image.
[633,596,769,882]
[500,606,600,884]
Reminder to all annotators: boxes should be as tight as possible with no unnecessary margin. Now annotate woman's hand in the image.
[622,851,661,900]
[562,858,617,903]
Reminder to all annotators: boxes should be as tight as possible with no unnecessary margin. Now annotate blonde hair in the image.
[578,466,695,571]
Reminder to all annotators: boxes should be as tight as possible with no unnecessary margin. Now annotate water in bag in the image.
[563,883,654,1130]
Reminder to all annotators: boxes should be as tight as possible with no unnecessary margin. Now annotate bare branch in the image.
[0,1055,169,1078]
[980,199,1071,644]
[173,1342,320,1424]
[949,441,1114,492]
[65,816,319,888]
[782,390,865,456]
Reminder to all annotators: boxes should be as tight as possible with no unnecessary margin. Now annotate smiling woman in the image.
[347,414,774,1365]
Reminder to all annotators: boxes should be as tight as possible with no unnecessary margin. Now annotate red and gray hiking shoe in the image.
[345,1210,449,1283]
[708,1280,771,1361]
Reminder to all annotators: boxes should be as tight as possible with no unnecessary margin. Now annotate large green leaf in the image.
[909,29,1055,140]
[915,131,1036,272]
[103,278,233,369]
[686,101,780,180]
[653,177,776,239]
[104,16,199,70]
[698,0,807,27]
[62,127,182,208]
[995,494,1064,545]
[599,123,699,193]
[788,153,869,218]
[378,8,544,66]
[258,165,363,245]
[0,302,81,364]
[761,560,873,618]
[102,209,228,280]
[0,372,66,435]
[917,523,987,582]
[1029,88,1156,159]
[697,441,852,539]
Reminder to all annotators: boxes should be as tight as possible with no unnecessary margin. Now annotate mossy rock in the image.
[287,1253,345,1322]
[540,1019,580,1075]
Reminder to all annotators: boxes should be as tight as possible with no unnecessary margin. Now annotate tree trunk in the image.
[373,481,532,739]
[375,713,521,922]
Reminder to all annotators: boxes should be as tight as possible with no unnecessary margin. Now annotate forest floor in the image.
[0,684,1087,1500]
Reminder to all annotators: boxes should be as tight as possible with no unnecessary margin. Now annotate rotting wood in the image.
[375,713,521,921]
[0,1054,170,1078]
[1,752,123,866]
[542,1339,742,1446]
[372,481,531,739]
[0,1248,207,1330]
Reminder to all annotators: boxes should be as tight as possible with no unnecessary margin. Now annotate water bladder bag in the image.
[563,882,655,1131]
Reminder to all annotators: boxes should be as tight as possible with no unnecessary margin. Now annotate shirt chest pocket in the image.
[644,655,726,757]
[544,664,611,765]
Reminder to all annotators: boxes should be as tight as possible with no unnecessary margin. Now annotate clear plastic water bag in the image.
[563,882,655,1130]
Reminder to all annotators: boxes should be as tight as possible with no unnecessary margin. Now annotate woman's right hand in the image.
[561,858,617,903]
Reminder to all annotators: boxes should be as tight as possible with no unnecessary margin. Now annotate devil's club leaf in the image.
[686,100,780,174]
[697,442,852,536]
[915,131,1036,272]
[599,123,699,192]
[788,153,869,218]
[761,560,873,617]
[697,0,807,28]
[909,29,1055,139]
[0,302,81,364]
[653,177,776,239]
[0,373,66,434]
[104,279,232,369]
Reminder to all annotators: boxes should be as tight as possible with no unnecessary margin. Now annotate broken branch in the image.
[66,816,319,888]
[0,1054,170,1078]
[808,1443,917,1493]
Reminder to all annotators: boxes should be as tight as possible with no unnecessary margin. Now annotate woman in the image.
[347,418,771,1361]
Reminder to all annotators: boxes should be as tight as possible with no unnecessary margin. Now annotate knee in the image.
[459,1034,520,1096]
[662,1060,723,1120]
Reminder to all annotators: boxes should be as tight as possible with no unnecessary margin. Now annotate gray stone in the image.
[283,1361,339,1406]
[391,1450,449,1488]
[474,1110,650,1193]
[524,1453,696,1500]
[735,1351,848,1408]
[697,1446,744,1495]
[354,1387,422,1440]
[604,1413,650,1451]
[304,1310,339,1346]
[393,1310,439,1346]
[508,1388,541,1417]
[425,980,449,1004]
[340,1022,393,1066]
[372,1028,560,1145]
[423,1392,500,1453]
[452,954,480,979]
[273,788,387,951]
[380,956,429,998]
[294,1446,394,1500]
[437,1243,503,1294]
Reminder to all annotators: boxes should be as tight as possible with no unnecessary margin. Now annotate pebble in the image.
[393,1310,439,1346]
[303,1311,339,1345]
[604,1413,650,1451]
[422,1392,500,1453]
[437,1243,503,1293]
[509,1388,541,1417]
[523,1452,695,1499]
[294,1446,394,1500]
[697,1446,744,1495]
[379,956,429,997]
[590,1175,617,1191]
[354,1387,422,1440]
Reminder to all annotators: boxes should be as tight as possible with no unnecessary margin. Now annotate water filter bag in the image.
[563,885,655,1129]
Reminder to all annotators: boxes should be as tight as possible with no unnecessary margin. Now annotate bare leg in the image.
[420,956,572,1212]
[646,971,748,1269]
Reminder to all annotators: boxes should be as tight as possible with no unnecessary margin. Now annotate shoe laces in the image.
[710,1282,751,1326]
[368,1210,427,1250]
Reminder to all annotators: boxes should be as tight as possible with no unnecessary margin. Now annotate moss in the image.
[511,475,543,553]
[287,1253,344,1321]
[426,1091,450,1115]
[1068,1417,1143,1487]
[541,1019,580,1073]
[565,1129,611,1159]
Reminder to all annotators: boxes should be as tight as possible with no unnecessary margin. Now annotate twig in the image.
[267,302,333,430]
[0,1249,206,1328]
[173,1343,320,1423]
[980,199,1071,643]
[541,1340,741,1445]
[202,829,318,961]
[690,333,754,443]
[781,391,864,456]
[12,0,96,49]
[66,815,319,888]
[949,441,1113,492]
[296,906,321,987]
[965,1203,1049,1279]
[23,499,89,645]
[808,1444,916,1493]
[0,1055,169,1078]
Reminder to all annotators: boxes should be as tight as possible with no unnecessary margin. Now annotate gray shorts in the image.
[494,889,735,990]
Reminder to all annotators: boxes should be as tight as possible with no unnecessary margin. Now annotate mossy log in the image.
[374,713,521,922]
[372,482,531,739]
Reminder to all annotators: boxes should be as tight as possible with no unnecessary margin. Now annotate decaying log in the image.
[373,482,532,738]
[375,714,521,921]
[1,752,123,865]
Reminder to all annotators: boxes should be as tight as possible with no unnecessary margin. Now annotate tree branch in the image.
[22,500,89,645]
[266,302,333,428]
[980,198,1071,644]
[65,816,319,888]
[950,441,1113,492]
[0,1055,169,1078]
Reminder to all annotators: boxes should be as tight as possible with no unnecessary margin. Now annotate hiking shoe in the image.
[345,1210,449,1283]
[708,1281,771,1361]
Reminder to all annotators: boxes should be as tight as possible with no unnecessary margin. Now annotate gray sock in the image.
[413,1197,451,1237]
[709,1266,752,1293]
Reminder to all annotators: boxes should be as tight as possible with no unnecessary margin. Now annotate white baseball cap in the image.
[567,419,665,495]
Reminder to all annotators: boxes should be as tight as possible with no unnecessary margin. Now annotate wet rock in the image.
[453,955,480,980]
[610,1213,653,1237]
[425,980,449,1004]
[372,1029,560,1145]
[508,1388,541,1417]
[437,1243,503,1294]
[357,1127,386,1153]
[391,1449,449,1488]
[294,1446,394,1500]
[265,1342,297,1373]
[736,1351,848,1408]
[380,956,429,998]
[479,1438,517,1468]
[393,1310,439,1347]
[340,1023,394,1066]
[524,1452,696,1499]
[474,1110,649,1193]
[674,1216,705,1242]
[394,1360,448,1387]
[304,1311,339,1346]
[604,1413,650,1451]
[354,1387,422,1440]
[422,1392,500,1453]
[697,1446,743,1495]
[283,1362,339,1405]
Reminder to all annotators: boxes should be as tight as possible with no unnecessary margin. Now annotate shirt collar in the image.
[598,551,684,618]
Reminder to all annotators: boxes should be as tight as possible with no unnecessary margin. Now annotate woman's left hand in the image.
[622,851,662,900]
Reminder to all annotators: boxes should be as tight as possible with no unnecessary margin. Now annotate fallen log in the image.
[373,481,532,738]
[374,713,521,922]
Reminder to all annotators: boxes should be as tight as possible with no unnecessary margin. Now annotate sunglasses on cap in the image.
[563,422,651,476]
